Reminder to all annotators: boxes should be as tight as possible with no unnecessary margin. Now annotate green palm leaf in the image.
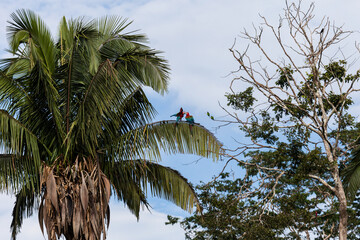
[114,121,222,162]
[103,43,169,94]
[10,180,39,240]
[0,109,45,192]
[0,110,42,164]
[5,9,64,147]
[7,9,56,73]
[103,159,201,218]
[0,154,40,193]
[96,18,169,94]
[342,148,360,200]
[102,160,149,218]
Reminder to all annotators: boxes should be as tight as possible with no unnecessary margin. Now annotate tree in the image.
[169,171,360,240]
[0,9,222,240]
[186,1,360,239]
[167,172,291,240]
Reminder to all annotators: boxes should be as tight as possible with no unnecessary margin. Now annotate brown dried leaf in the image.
[72,200,81,240]
[46,170,59,212]
[80,173,89,212]
[44,199,52,240]
[105,206,110,229]
[90,209,99,238]
[64,165,70,175]
[102,227,106,240]
[66,196,73,226]
[38,200,44,236]
[73,157,79,179]
[84,218,89,240]
[83,157,88,170]
[87,176,95,194]
[101,174,111,204]
[61,198,66,232]
[40,166,50,188]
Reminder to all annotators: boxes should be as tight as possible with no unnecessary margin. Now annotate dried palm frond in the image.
[39,157,111,240]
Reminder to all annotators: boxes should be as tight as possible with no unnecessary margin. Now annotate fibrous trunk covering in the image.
[39,158,111,240]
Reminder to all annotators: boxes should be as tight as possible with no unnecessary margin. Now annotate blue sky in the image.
[0,0,360,239]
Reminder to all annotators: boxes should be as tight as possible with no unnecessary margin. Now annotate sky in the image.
[0,0,360,239]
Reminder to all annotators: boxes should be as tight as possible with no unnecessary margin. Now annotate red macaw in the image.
[185,112,195,125]
[185,112,195,132]
[171,107,184,123]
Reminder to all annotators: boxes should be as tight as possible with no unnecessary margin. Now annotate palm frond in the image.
[5,10,64,146]
[95,15,148,53]
[95,18,169,95]
[102,160,149,218]
[342,148,360,200]
[58,16,99,139]
[102,159,201,218]
[67,59,138,156]
[17,64,63,152]
[0,61,62,147]
[95,16,133,40]
[7,9,56,74]
[139,160,200,212]
[0,57,30,81]
[0,67,30,112]
[101,87,156,144]
[116,48,169,94]
[59,16,99,74]
[0,110,42,164]
[101,40,169,94]
[10,181,39,240]
[114,121,222,162]
[0,154,40,193]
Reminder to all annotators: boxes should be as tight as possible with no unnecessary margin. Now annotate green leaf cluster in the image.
[226,87,257,112]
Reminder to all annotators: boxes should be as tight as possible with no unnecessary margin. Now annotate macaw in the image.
[185,112,195,125]
[170,107,185,123]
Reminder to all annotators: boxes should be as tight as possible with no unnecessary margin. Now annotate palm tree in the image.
[0,10,222,240]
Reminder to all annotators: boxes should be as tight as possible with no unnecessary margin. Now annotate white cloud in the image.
[106,202,185,240]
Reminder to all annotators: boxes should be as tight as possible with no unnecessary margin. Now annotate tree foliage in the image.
[169,170,360,240]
